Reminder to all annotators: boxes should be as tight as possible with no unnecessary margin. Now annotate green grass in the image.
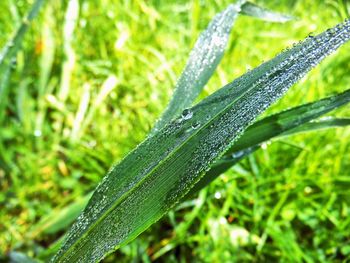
[1,0,350,262]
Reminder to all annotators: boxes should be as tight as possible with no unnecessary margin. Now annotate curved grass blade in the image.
[151,1,293,134]
[226,88,350,154]
[241,1,294,23]
[150,3,241,134]
[52,21,350,263]
[204,117,350,184]
[282,117,350,135]
[188,89,350,195]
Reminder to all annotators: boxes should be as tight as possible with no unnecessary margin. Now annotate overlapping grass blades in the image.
[34,88,350,244]
[52,19,350,263]
[150,4,239,134]
[151,1,292,134]
[188,89,350,195]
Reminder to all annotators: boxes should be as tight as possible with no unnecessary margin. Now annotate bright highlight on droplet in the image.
[34,130,42,137]
[214,192,222,199]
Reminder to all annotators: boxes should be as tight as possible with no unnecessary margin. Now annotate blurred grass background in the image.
[1,0,350,262]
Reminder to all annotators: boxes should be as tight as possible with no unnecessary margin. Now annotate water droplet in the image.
[232,150,245,159]
[261,143,268,150]
[214,191,222,199]
[191,121,201,129]
[34,130,42,137]
[181,109,193,120]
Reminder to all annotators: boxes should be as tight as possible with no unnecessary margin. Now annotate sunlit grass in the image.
[1,0,350,262]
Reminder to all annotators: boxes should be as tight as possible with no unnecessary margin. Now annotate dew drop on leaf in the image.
[181,109,193,120]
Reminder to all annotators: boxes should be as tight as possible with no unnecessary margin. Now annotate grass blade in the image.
[240,1,294,23]
[31,194,92,238]
[58,0,79,102]
[52,21,350,263]
[190,117,350,196]
[188,89,350,195]
[282,117,350,135]
[226,88,350,153]
[151,1,293,134]
[151,3,241,134]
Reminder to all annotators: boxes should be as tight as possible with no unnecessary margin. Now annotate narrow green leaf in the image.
[188,89,350,195]
[227,88,350,154]
[282,117,350,135]
[151,3,241,134]
[31,194,92,237]
[151,1,292,134]
[190,117,350,196]
[53,21,350,263]
[240,1,294,23]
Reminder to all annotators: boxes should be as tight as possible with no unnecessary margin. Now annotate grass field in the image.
[1,0,350,262]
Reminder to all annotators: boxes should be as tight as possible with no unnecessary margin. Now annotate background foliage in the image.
[1,0,350,262]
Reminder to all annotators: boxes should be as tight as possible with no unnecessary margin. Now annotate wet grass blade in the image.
[151,3,240,134]
[188,89,350,195]
[151,1,293,134]
[240,2,294,23]
[226,88,350,153]
[282,117,350,135]
[52,21,350,263]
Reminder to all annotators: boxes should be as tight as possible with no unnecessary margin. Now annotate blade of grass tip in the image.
[150,2,243,134]
[78,75,119,141]
[187,88,350,196]
[188,118,350,196]
[151,1,291,135]
[226,88,350,153]
[52,21,350,263]
[58,0,79,102]
[240,1,294,23]
[70,83,91,142]
[282,117,350,136]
